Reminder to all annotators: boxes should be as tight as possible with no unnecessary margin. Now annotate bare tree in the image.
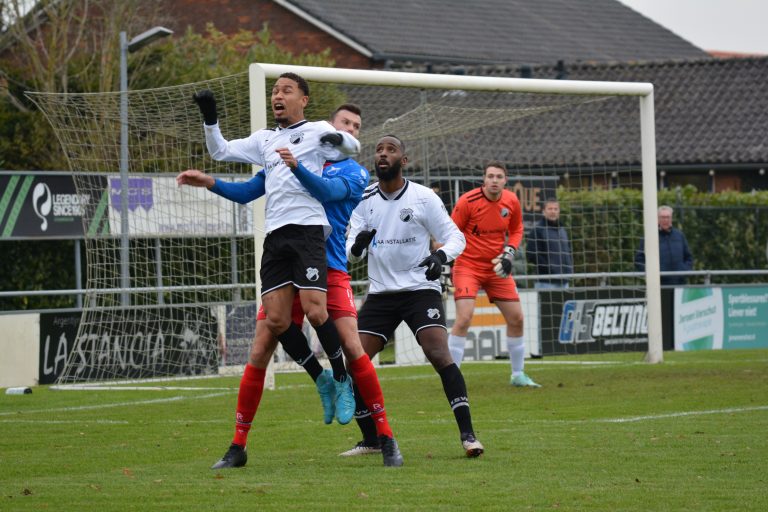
[1,0,167,96]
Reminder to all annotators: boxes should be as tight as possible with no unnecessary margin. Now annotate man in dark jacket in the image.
[635,205,693,285]
[526,199,573,288]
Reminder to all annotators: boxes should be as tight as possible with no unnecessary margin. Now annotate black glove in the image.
[493,246,515,278]
[192,89,218,125]
[319,132,343,146]
[418,250,447,281]
[351,229,377,257]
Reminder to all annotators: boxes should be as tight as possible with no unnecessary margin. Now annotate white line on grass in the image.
[0,419,130,424]
[0,418,226,425]
[593,405,768,423]
[51,385,236,391]
[0,391,233,417]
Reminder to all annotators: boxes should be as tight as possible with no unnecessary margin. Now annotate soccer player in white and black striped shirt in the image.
[345,135,485,458]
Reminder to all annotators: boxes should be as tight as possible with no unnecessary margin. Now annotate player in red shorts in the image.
[448,160,541,387]
[178,104,401,468]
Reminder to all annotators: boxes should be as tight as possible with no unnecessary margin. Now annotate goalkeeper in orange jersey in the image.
[447,161,541,387]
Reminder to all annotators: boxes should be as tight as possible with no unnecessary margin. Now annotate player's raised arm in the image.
[192,89,266,165]
[318,122,361,160]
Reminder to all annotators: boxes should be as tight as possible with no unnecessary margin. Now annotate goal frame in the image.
[248,63,663,365]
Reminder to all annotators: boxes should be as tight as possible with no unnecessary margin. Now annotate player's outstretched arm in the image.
[274,147,350,203]
[176,169,214,188]
[210,172,266,204]
[176,169,266,204]
[291,161,350,203]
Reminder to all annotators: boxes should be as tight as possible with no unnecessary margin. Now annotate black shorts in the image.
[357,289,446,343]
[260,224,328,295]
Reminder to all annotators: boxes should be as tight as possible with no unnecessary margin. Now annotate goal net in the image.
[26,63,662,386]
[27,74,263,385]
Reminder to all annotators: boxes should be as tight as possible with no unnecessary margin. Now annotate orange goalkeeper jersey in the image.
[451,187,523,268]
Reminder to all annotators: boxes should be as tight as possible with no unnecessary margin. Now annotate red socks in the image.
[232,364,266,448]
[349,354,393,438]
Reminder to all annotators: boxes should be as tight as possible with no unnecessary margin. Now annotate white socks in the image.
[447,334,466,368]
[507,336,525,376]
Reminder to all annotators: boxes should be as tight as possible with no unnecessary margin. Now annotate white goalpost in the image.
[27,62,662,390]
[248,63,662,366]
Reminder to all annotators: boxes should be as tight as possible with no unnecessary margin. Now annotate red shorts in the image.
[451,263,520,302]
[256,269,357,324]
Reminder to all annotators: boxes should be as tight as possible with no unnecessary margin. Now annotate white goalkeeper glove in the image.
[492,246,516,278]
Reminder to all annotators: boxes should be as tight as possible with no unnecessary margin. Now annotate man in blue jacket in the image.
[635,205,693,285]
[526,199,573,288]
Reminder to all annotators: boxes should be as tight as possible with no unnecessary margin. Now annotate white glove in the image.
[492,246,515,278]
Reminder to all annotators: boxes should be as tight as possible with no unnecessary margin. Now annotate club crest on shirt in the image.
[399,208,414,222]
[290,132,304,145]
[500,207,510,218]
[427,308,441,320]
[305,267,319,281]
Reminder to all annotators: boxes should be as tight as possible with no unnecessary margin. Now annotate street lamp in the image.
[119,26,173,305]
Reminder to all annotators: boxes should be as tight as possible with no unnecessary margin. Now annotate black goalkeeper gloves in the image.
[418,250,447,281]
[492,246,516,278]
[351,229,377,257]
[192,89,218,125]
[319,132,344,146]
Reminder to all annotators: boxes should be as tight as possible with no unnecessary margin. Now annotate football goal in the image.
[26,63,662,388]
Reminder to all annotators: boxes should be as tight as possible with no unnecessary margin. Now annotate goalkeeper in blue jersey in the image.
[177,104,402,468]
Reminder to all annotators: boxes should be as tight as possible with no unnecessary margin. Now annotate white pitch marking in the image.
[0,419,130,424]
[0,391,233,417]
[594,405,768,423]
[50,386,235,391]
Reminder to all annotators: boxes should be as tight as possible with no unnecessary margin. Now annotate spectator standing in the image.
[526,199,573,288]
[635,205,693,285]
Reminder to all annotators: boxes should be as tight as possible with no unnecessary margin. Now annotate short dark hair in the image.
[331,103,362,120]
[379,134,405,153]
[484,160,507,175]
[279,72,309,96]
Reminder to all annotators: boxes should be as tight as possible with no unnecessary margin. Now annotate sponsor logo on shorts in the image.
[427,308,441,319]
[306,267,320,281]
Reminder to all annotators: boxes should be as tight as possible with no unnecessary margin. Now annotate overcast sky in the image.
[617,0,768,54]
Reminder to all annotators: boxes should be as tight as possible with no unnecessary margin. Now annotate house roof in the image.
[550,56,768,169]
[274,0,710,65]
[342,56,768,173]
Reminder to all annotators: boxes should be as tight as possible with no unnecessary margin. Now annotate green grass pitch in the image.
[1,349,766,511]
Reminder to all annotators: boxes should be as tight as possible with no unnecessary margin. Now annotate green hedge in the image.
[547,185,768,284]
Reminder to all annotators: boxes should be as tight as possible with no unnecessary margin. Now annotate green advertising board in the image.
[674,286,768,350]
